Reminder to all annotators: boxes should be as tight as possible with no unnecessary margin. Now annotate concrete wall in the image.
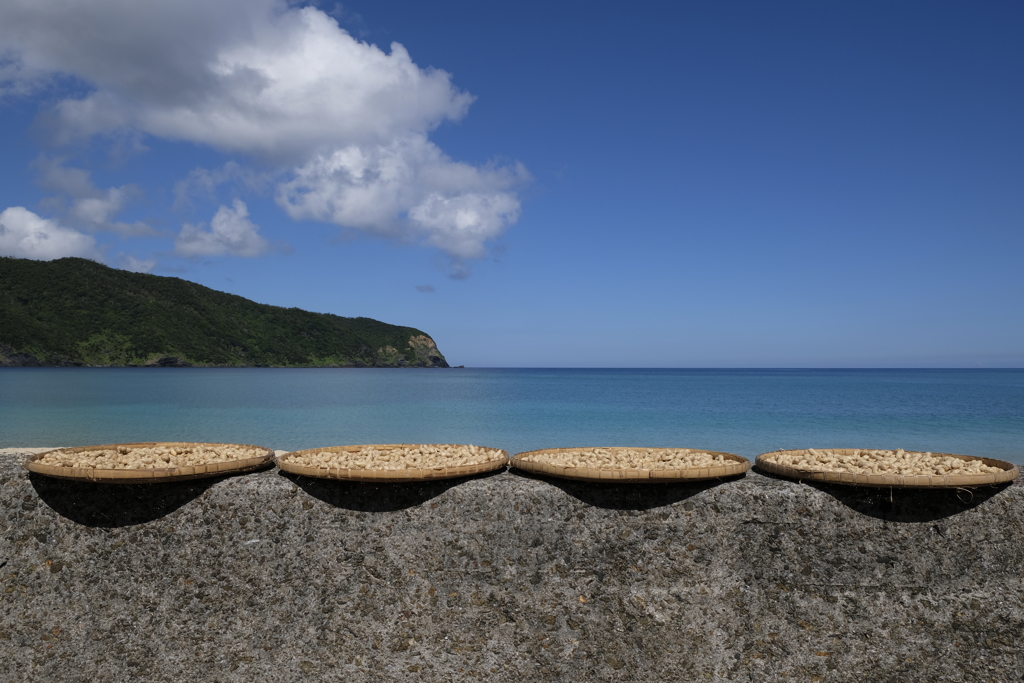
[1,451,1022,682]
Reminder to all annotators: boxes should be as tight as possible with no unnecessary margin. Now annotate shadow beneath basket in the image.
[754,467,1014,522]
[279,468,504,512]
[29,473,223,528]
[509,468,746,510]
[810,481,1013,522]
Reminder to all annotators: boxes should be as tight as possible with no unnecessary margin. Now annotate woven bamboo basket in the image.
[755,448,1020,488]
[275,444,509,482]
[24,442,275,484]
[511,447,751,482]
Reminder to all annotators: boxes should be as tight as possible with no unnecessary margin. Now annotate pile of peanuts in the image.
[761,448,1003,476]
[520,448,731,470]
[283,444,504,470]
[37,444,267,470]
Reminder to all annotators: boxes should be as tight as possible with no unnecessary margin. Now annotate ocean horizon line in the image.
[4,366,1024,371]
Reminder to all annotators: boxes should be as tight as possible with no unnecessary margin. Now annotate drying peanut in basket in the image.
[521,448,729,470]
[285,444,503,470]
[760,448,1002,476]
[37,445,266,470]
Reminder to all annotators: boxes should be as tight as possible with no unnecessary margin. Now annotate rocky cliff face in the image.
[0,342,40,367]
[358,335,448,368]
[406,335,449,367]
[1,452,1020,682]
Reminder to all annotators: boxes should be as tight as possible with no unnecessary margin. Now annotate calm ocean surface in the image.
[1,368,1022,464]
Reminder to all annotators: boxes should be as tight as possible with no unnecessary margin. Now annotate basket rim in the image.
[510,446,751,483]
[275,443,509,482]
[24,442,276,484]
[754,448,1020,488]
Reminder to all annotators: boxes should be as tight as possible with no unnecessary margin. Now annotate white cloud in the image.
[34,156,95,197]
[278,134,526,259]
[118,254,156,273]
[173,161,271,211]
[0,0,526,262]
[410,191,522,259]
[0,52,52,98]
[34,156,154,236]
[1,1,472,158]
[0,207,100,260]
[70,187,153,237]
[175,199,270,258]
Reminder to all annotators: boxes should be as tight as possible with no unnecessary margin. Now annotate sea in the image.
[1,368,1022,464]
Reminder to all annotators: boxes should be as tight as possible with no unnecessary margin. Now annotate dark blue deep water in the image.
[1,368,1022,464]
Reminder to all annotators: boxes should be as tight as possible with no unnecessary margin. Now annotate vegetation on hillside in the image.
[0,257,448,368]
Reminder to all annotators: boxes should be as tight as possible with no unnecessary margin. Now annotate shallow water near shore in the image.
[1,368,1022,464]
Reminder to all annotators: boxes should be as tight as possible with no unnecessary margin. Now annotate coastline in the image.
[0,362,454,369]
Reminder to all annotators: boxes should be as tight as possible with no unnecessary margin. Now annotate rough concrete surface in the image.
[1,450,1022,682]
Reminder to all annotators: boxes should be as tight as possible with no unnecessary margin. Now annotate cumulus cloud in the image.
[175,199,270,258]
[0,207,100,260]
[7,2,472,158]
[34,156,94,197]
[0,0,526,262]
[415,284,435,293]
[0,52,52,98]
[70,187,153,237]
[173,161,271,211]
[118,254,156,273]
[278,134,526,259]
[34,156,154,236]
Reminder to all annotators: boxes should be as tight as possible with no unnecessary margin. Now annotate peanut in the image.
[37,444,266,470]
[761,449,1002,476]
[282,444,504,471]
[519,448,730,470]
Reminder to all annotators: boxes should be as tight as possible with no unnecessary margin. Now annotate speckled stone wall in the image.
[1,451,1022,682]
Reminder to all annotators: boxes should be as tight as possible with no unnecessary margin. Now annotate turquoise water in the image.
[1,368,1022,464]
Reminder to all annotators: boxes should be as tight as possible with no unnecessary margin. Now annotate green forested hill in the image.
[0,257,448,368]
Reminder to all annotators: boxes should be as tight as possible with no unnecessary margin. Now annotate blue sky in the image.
[1,1,1021,367]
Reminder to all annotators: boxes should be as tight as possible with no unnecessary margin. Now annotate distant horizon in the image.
[4,366,1024,371]
[455,367,1024,370]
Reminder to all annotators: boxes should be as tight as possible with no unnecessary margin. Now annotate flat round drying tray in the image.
[24,442,275,483]
[511,447,750,482]
[276,444,509,482]
[755,449,1020,488]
